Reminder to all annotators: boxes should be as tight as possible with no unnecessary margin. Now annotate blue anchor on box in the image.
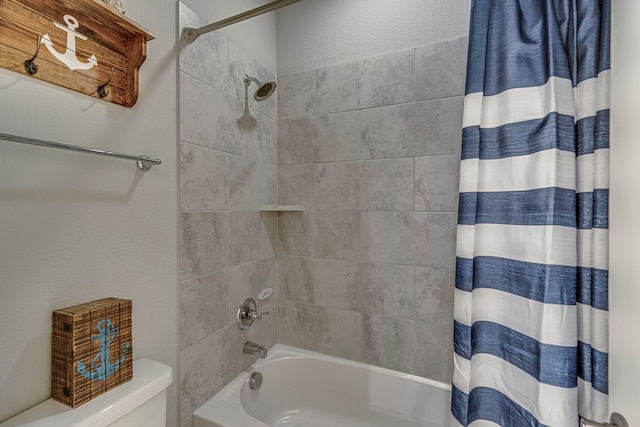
[77,319,130,381]
[41,14,98,71]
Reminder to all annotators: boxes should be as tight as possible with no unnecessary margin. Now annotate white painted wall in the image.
[180,0,277,72]
[276,0,471,75]
[609,1,640,425]
[0,0,178,425]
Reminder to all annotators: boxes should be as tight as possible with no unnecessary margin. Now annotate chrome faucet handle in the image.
[237,298,268,330]
[249,310,269,320]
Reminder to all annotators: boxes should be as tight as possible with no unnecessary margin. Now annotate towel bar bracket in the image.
[136,155,155,171]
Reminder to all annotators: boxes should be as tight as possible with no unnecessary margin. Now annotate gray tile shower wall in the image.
[179,3,277,424]
[178,8,468,420]
[276,37,468,384]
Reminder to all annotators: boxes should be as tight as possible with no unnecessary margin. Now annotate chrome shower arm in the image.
[243,75,261,87]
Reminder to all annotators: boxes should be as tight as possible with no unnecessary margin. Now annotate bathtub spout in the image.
[243,341,267,358]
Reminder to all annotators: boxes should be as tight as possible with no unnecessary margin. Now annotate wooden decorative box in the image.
[52,298,133,407]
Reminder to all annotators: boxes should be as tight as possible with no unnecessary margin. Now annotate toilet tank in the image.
[0,359,172,427]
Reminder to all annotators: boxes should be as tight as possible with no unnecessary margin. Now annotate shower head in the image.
[243,74,277,101]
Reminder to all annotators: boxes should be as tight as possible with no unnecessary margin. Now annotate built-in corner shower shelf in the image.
[259,205,305,212]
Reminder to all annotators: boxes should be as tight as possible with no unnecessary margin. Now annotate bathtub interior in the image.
[193,345,452,427]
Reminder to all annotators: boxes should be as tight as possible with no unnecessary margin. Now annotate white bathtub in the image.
[193,345,452,427]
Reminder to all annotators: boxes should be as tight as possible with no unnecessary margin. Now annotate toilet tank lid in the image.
[0,359,173,427]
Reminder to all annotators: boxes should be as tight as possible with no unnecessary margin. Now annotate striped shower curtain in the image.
[452,1,610,426]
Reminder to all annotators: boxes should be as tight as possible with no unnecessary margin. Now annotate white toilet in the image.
[0,359,173,427]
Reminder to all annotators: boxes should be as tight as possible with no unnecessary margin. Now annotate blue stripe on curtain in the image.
[453,0,610,424]
[465,1,572,96]
[456,257,608,310]
[461,113,576,160]
[458,188,577,226]
[457,321,578,388]
[455,257,578,305]
[458,189,608,229]
[576,267,609,310]
[597,4,611,73]
[466,2,610,95]
[575,1,611,82]
[577,190,609,229]
[578,342,609,393]
[577,110,611,154]
[453,320,471,359]
[452,386,550,427]
[462,110,610,160]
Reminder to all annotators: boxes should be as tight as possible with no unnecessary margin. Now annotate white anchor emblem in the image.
[41,15,97,71]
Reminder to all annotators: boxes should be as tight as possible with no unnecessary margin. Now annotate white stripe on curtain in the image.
[459,149,577,193]
[459,149,609,194]
[468,421,504,427]
[463,71,611,129]
[577,229,609,270]
[454,288,577,346]
[577,303,609,353]
[578,378,609,422]
[458,225,608,270]
[457,224,579,265]
[576,150,610,192]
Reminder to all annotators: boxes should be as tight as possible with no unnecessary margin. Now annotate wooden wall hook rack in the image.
[0,0,155,107]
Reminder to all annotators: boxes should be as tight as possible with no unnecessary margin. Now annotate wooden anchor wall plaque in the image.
[0,0,155,107]
[52,298,133,407]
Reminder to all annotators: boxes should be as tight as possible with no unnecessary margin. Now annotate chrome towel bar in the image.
[0,132,161,171]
